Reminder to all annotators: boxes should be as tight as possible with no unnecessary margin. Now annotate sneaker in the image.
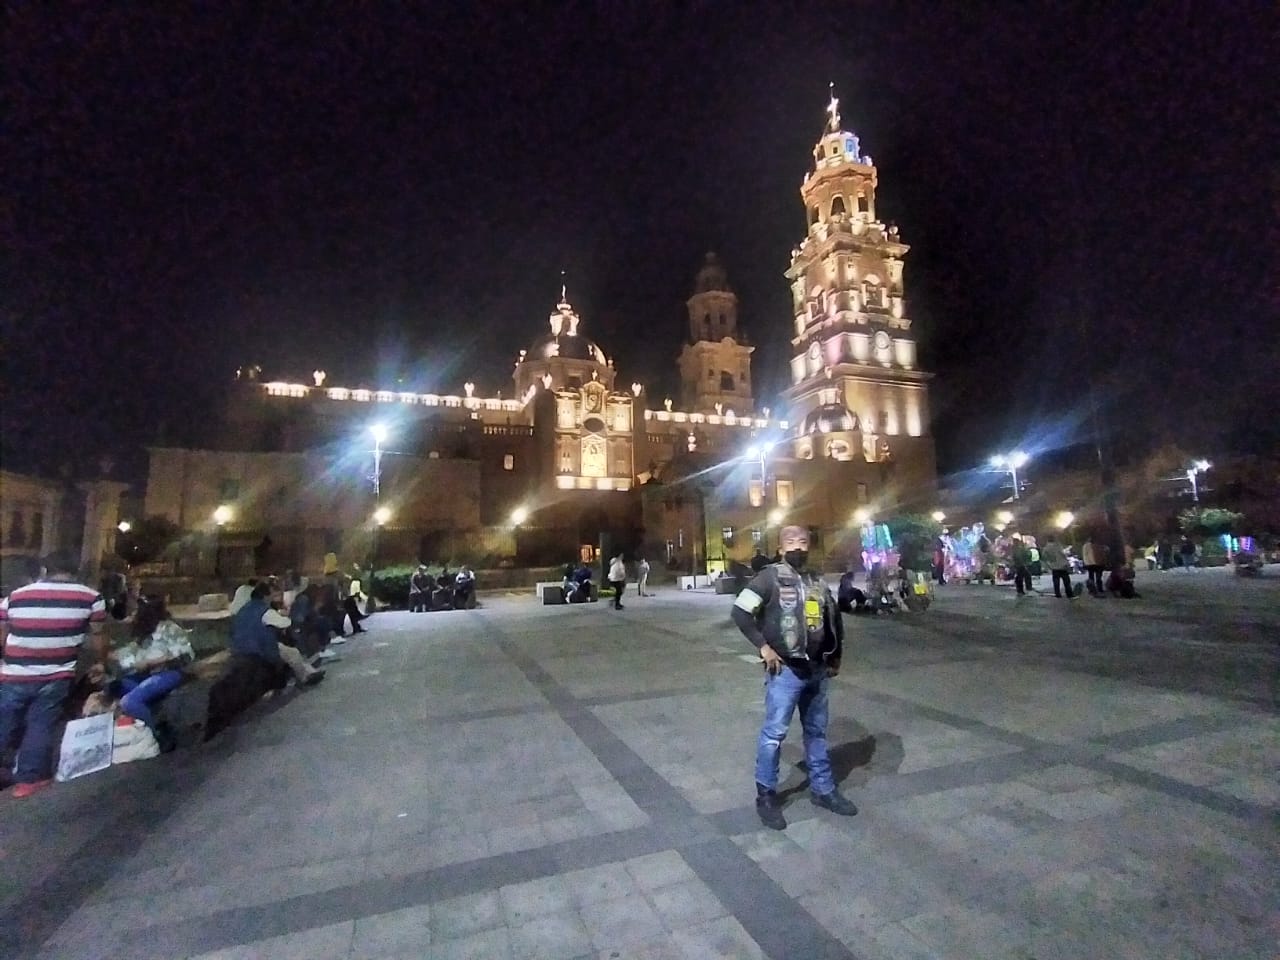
[811,789,858,816]
[755,790,787,830]
[329,636,349,645]
[314,649,338,661]
[12,779,53,799]
[303,670,326,687]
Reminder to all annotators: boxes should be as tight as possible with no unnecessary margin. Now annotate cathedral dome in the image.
[801,401,859,435]
[525,287,608,365]
[528,329,608,364]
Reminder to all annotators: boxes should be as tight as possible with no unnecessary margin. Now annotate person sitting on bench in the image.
[111,597,195,730]
[230,582,324,687]
[409,565,434,612]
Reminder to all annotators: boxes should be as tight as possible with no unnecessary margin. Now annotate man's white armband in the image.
[734,588,765,614]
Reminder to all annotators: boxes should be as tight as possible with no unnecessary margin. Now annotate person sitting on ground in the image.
[110,597,195,731]
[837,568,871,614]
[866,562,895,612]
[1106,564,1141,599]
[409,565,434,612]
[229,582,324,687]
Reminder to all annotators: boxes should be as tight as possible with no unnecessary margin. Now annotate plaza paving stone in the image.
[2,567,1277,959]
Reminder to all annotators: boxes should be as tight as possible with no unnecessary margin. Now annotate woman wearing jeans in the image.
[111,599,194,729]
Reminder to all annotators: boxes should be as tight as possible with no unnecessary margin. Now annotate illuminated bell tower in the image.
[677,253,755,414]
[783,85,933,479]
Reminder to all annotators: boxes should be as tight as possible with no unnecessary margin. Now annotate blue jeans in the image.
[754,664,835,796]
[119,669,185,729]
[0,678,73,784]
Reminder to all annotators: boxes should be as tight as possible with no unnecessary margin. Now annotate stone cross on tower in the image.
[826,82,841,133]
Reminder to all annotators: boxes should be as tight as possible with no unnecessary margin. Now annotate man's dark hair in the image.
[42,549,79,577]
[251,581,272,600]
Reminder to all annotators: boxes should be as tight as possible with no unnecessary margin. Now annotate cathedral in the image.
[143,90,937,574]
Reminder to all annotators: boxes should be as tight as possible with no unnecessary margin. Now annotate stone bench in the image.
[534,582,563,600]
[196,593,228,613]
[677,575,715,590]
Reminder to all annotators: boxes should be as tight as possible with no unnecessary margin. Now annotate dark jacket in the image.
[731,562,843,671]
[229,598,281,663]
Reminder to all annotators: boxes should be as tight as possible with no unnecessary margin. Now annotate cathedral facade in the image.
[143,92,937,575]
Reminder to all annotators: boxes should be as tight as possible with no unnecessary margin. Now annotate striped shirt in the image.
[0,579,106,683]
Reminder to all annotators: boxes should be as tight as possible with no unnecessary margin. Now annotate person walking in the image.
[608,553,627,609]
[731,525,857,831]
[636,556,651,597]
[0,550,109,798]
[1041,535,1074,599]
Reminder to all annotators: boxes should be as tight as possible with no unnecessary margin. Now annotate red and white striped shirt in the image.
[0,579,106,683]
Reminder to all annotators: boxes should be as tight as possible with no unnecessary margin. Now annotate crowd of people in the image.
[408,564,476,612]
[0,550,380,798]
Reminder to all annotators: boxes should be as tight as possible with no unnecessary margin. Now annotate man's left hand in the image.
[827,662,841,678]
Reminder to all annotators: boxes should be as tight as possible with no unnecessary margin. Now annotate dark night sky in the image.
[4,2,1276,483]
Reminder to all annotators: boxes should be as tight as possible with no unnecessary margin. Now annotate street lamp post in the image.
[990,451,1030,500]
[745,441,774,554]
[371,506,391,601]
[368,424,389,583]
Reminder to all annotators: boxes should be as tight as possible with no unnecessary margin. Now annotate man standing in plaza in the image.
[1011,534,1034,596]
[1041,534,1074,599]
[0,550,108,798]
[731,525,857,830]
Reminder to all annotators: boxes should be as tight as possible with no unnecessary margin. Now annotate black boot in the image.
[755,787,786,830]
[811,789,858,816]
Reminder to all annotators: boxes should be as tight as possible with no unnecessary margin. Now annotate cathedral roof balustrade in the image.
[482,424,535,437]
[259,381,526,412]
[643,408,787,431]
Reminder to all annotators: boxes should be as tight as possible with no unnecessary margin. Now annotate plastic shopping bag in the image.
[55,713,114,781]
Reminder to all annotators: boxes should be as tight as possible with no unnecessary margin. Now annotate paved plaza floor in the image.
[2,568,1277,959]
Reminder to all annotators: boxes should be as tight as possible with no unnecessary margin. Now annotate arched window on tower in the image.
[857,193,869,214]
[720,371,735,391]
[808,206,819,226]
[829,196,846,218]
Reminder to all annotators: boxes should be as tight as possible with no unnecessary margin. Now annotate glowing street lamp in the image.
[510,506,529,526]
[213,504,233,578]
[1186,459,1211,504]
[117,520,132,534]
[768,508,786,526]
[373,506,392,526]
[1055,510,1075,530]
[853,507,872,525]
[990,450,1030,500]
[996,509,1015,525]
[930,511,946,523]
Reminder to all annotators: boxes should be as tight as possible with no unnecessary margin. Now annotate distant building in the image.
[143,91,938,574]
